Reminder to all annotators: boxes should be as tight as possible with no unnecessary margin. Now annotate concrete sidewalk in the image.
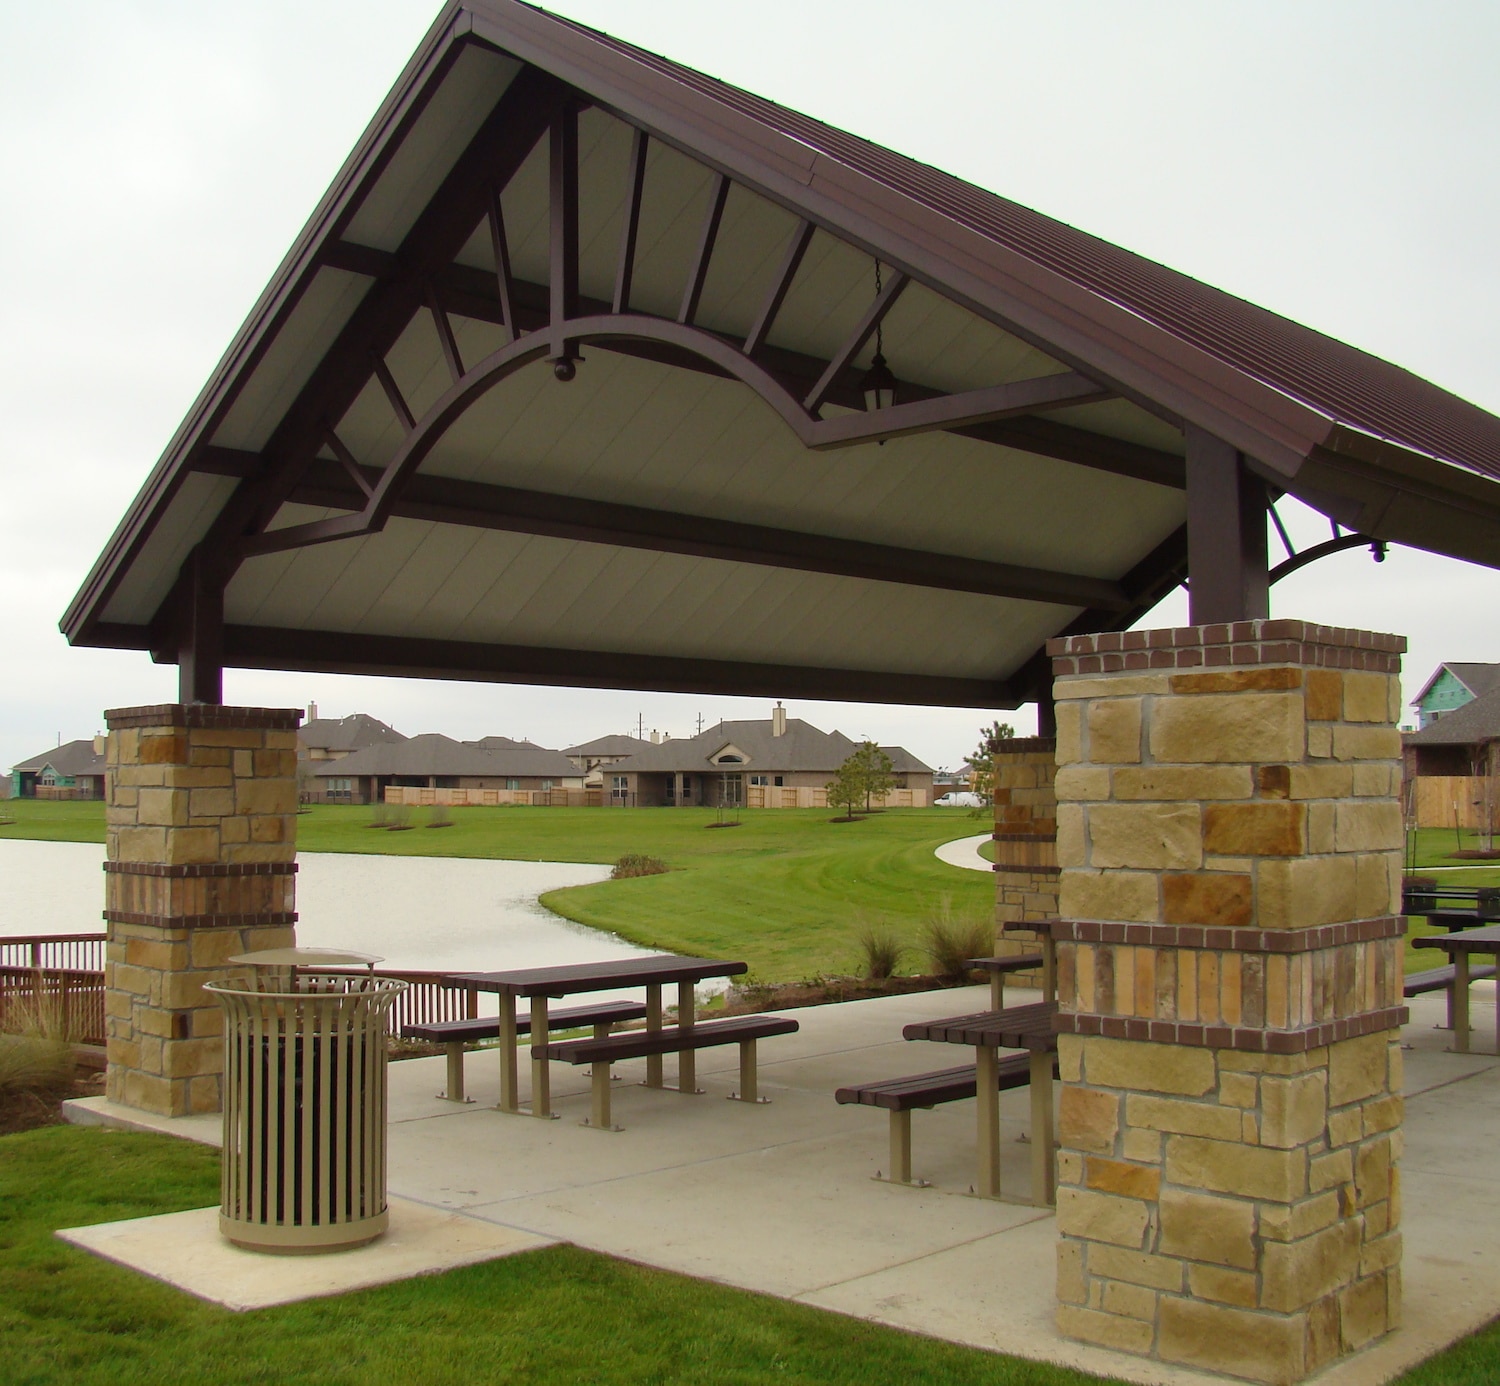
[68,984,1500,1385]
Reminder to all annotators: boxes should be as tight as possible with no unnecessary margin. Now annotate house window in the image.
[612,775,628,789]
[40,770,57,786]
[715,754,743,764]
[542,780,553,791]
[774,776,784,787]
[506,779,520,790]
[750,775,768,786]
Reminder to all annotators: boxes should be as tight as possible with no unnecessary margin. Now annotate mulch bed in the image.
[0,1070,105,1137]
[718,973,986,1016]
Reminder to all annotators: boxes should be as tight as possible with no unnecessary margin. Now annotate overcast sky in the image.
[3,0,1499,776]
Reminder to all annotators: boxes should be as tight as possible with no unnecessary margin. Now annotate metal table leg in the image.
[975,1044,1001,1199]
[497,993,520,1113]
[1030,1049,1056,1206]
[529,995,553,1118]
[677,979,699,1094]
[1453,951,1471,1054]
[645,984,663,1088]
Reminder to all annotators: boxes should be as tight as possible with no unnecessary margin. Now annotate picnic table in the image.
[1412,925,1500,1054]
[446,955,748,1118]
[902,1001,1058,1205]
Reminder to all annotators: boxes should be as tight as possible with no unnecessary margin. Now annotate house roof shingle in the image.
[11,740,106,777]
[1406,687,1500,748]
[617,718,931,776]
[312,732,576,779]
[299,713,406,754]
[564,734,652,757]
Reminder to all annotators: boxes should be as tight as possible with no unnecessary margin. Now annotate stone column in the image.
[1048,622,1405,1386]
[103,705,300,1116]
[992,737,1059,986]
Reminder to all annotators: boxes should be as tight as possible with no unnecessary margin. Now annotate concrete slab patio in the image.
[65,983,1500,1384]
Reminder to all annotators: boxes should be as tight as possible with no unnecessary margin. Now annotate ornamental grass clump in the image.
[0,999,77,1097]
[855,924,909,980]
[612,853,669,879]
[921,899,993,981]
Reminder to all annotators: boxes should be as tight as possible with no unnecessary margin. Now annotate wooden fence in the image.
[745,786,928,809]
[383,786,599,808]
[1409,776,1499,832]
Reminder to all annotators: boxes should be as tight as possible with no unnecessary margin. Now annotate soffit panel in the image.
[101,473,239,625]
[342,46,522,253]
[224,510,1071,680]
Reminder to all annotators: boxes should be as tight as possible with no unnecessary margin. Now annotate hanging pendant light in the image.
[860,259,896,412]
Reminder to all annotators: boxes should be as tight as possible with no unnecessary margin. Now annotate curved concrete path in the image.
[933,832,992,872]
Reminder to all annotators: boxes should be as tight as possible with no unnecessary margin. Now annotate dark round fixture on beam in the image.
[553,357,578,382]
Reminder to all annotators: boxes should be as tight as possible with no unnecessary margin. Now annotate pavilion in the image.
[62,4,1500,1382]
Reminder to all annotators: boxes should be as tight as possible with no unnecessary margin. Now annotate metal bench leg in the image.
[728,1039,769,1103]
[975,1044,1001,1199]
[438,1041,472,1103]
[1030,1050,1056,1206]
[890,1110,913,1184]
[588,1058,619,1131]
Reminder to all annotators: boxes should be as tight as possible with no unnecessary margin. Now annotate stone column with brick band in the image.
[992,737,1059,984]
[104,705,301,1116]
[1047,622,1406,1386]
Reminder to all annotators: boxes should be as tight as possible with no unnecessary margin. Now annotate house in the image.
[563,734,654,785]
[604,706,933,808]
[312,733,583,805]
[297,707,408,802]
[1411,664,1500,729]
[1404,687,1500,831]
[10,738,107,800]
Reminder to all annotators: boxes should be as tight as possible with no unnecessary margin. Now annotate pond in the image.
[0,840,649,974]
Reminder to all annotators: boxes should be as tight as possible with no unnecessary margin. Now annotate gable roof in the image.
[1412,662,1500,706]
[61,1,1500,713]
[312,731,577,778]
[11,740,106,778]
[619,717,930,775]
[1407,686,1500,748]
[563,734,651,756]
[299,712,407,753]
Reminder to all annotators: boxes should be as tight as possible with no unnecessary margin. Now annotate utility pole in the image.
[696,712,704,735]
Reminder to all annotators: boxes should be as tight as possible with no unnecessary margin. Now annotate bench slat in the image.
[401,999,646,1044]
[836,1053,1052,1111]
[1404,964,1499,997]
[535,1014,798,1064]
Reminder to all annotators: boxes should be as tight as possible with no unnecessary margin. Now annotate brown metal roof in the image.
[534,4,1499,484]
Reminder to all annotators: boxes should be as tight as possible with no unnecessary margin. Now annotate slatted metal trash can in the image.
[205,952,406,1254]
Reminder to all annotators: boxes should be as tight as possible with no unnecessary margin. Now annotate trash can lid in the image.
[227,947,384,968]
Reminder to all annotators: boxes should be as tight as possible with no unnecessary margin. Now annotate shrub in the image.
[611,853,668,879]
[921,899,993,980]
[368,802,390,828]
[0,998,77,1096]
[427,805,453,828]
[855,925,909,980]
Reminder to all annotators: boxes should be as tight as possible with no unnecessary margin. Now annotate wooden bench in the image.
[1405,963,1499,1030]
[533,1014,799,1129]
[836,1053,1057,1186]
[402,999,646,1103]
[963,953,1045,1009]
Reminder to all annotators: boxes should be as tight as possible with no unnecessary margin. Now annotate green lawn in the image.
[2,1126,1496,1385]
[0,1126,1113,1386]
[0,802,993,982]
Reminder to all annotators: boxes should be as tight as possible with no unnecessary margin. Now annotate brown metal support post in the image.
[178,547,224,705]
[676,979,697,1093]
[549,103,579,373]
[1029,1049,1056,1206]
[644,983,663,1087]
[1035,685,1057,739]
[498,993,519,1112]
[1184,424,1270,624]
[529,995,553,1117]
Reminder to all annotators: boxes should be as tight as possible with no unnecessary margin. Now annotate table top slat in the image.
[903,1000,1058,1050]
[446,954,747,996]
[1413,925,1500,953]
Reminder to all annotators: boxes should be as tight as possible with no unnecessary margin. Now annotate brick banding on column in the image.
[104,703,304,730]
[993,863,1062,877]
[104,861,298,877]
[104,910,298,929]
[1053,917,1404,952]
[1055,1005,1409,1052]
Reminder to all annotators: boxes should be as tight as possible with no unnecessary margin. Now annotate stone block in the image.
[162,828,222,865]
[1189,1263,1259,1308]
[1257,855,1357,929]
[1058,1035,1083,1082]
[138,733,189,765]
[114,825,169,863]
[1262,1220,1361,1313]
[188,1075,222,1114]
[235,778,297,816]
[1362,1094,1403,1138]
[1056,1304,1154,1354]
[162,1037,223,1079]
[1122,1127,1162,1163]
[1056,1150,1084,1186]
[163,972,216,1009]
[1127,1093,1243,1140]
[1060,869,1159,923]
[1166,1135,1306,1201]
[1163,872,1252,927]
[1055,701,1083,764]
[1305,802,1335,855]
[1057,1239,1087,1304]
[1055,674,1172,700]
[1158,1296,1307,1385]
[1334,802,1403,853]
[1088,1243,1184,1292]
[1054,767,1110,801]
[234,749,255,777]
[1060,1085,1119,1154]
[191,729,265,749]
[1101,1279,1157,1321]
[1085,1157,1161,1201]
[1087,698,1142,763]
[1218,1072,1258,1108]
[1342,672,1393,723]
[1328,1032,1390,1107]
[1088,802,1202,870]
[1056,803,1086,868]
[1309,1148,1353,1194]
[188,787,236,819]
[1286,764,1354,799]
[1112,765,1253,801]
[249,814,290,843]
[1055,1187,1150,1248]
[1355,1137,1391,1208]
[1203,802,1305,857]
[1158,1188,1257,1268]
[1331,726,1401,761]
[1149,693,1304,764]
[189,929,254,968]
[1087,1038,1216,1096]
[1339,1272,1390,1350]
[124,1069,177,1116]
[1304,669,1342,721]
[1258,1191,1341,1243]
[124,937,187,971]
[1260,1072,1328,1150]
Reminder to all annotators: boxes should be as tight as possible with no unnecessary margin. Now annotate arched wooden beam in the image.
[239,313,1107,558]
[1269,532,1383,584]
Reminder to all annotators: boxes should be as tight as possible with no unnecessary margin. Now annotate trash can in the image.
[205,955,406,1254]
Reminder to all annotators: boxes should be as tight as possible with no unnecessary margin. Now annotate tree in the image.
[826,759,863,822]
[851,740,895,812]
[966,719,1017,804]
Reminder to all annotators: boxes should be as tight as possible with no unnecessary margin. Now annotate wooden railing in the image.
[0,933,106,970]
[0,965,106,1045]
